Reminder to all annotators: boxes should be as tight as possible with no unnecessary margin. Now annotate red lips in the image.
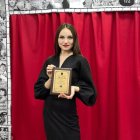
[63,45,69,47]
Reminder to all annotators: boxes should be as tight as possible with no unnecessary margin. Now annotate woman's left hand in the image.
[58,86,79,99]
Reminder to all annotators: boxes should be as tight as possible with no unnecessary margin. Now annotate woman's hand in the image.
[46,64,56,78]
[44,64,55,89]
[58,86,80,99]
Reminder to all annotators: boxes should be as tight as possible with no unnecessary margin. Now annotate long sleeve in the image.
[75,57,97,106]
[34,60,50,100]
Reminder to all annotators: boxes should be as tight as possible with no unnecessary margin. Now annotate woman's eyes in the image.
[59,36,64,39]
[59,36,73,39]
[68,36,73,39]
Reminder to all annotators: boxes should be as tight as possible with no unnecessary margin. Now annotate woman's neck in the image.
[60,51,73,57]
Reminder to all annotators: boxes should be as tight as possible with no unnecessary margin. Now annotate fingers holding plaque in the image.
[50,68,72,95]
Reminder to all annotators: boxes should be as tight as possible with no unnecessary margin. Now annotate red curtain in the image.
[10,12,140,140]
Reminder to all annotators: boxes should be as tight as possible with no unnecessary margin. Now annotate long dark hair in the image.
[62,0,70,8]
[54,23,81,55]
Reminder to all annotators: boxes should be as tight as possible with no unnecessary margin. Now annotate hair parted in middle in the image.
[54,23,81,55]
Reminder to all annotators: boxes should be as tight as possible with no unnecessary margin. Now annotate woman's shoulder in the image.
[47,54,57,61]
[74,54,88,62]
[44,55,56,64]
[47,55,56,60]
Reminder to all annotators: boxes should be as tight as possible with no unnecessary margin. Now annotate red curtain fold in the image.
[10,12,140,140]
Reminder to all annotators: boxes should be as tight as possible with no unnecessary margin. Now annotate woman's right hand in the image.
[46,64,56,78]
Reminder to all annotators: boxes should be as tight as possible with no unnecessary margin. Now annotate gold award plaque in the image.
[51,68,72,95]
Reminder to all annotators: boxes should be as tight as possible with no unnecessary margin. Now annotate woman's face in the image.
[58,28,74,52]
[85,0,93,6]
[0,90,5,96]
[0,65,6,72]
[9,0,16,7]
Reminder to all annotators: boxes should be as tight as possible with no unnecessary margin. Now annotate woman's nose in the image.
[64,38,68,43]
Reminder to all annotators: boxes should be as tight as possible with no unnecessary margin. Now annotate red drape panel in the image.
[10,12,140,140]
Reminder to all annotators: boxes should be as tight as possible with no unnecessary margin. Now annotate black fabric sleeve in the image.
[34,60,50,100]
[75,57,97,106]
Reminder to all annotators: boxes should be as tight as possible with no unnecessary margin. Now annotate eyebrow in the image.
[59,35,73,37]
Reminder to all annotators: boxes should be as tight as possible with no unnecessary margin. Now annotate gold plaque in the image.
[50,68,72,95]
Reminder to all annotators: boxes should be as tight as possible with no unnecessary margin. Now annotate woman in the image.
[83,0,93,8]
[34,23,96,140]
[0,88,7,103]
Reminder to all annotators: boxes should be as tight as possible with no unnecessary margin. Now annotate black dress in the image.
[34,54,96,140]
